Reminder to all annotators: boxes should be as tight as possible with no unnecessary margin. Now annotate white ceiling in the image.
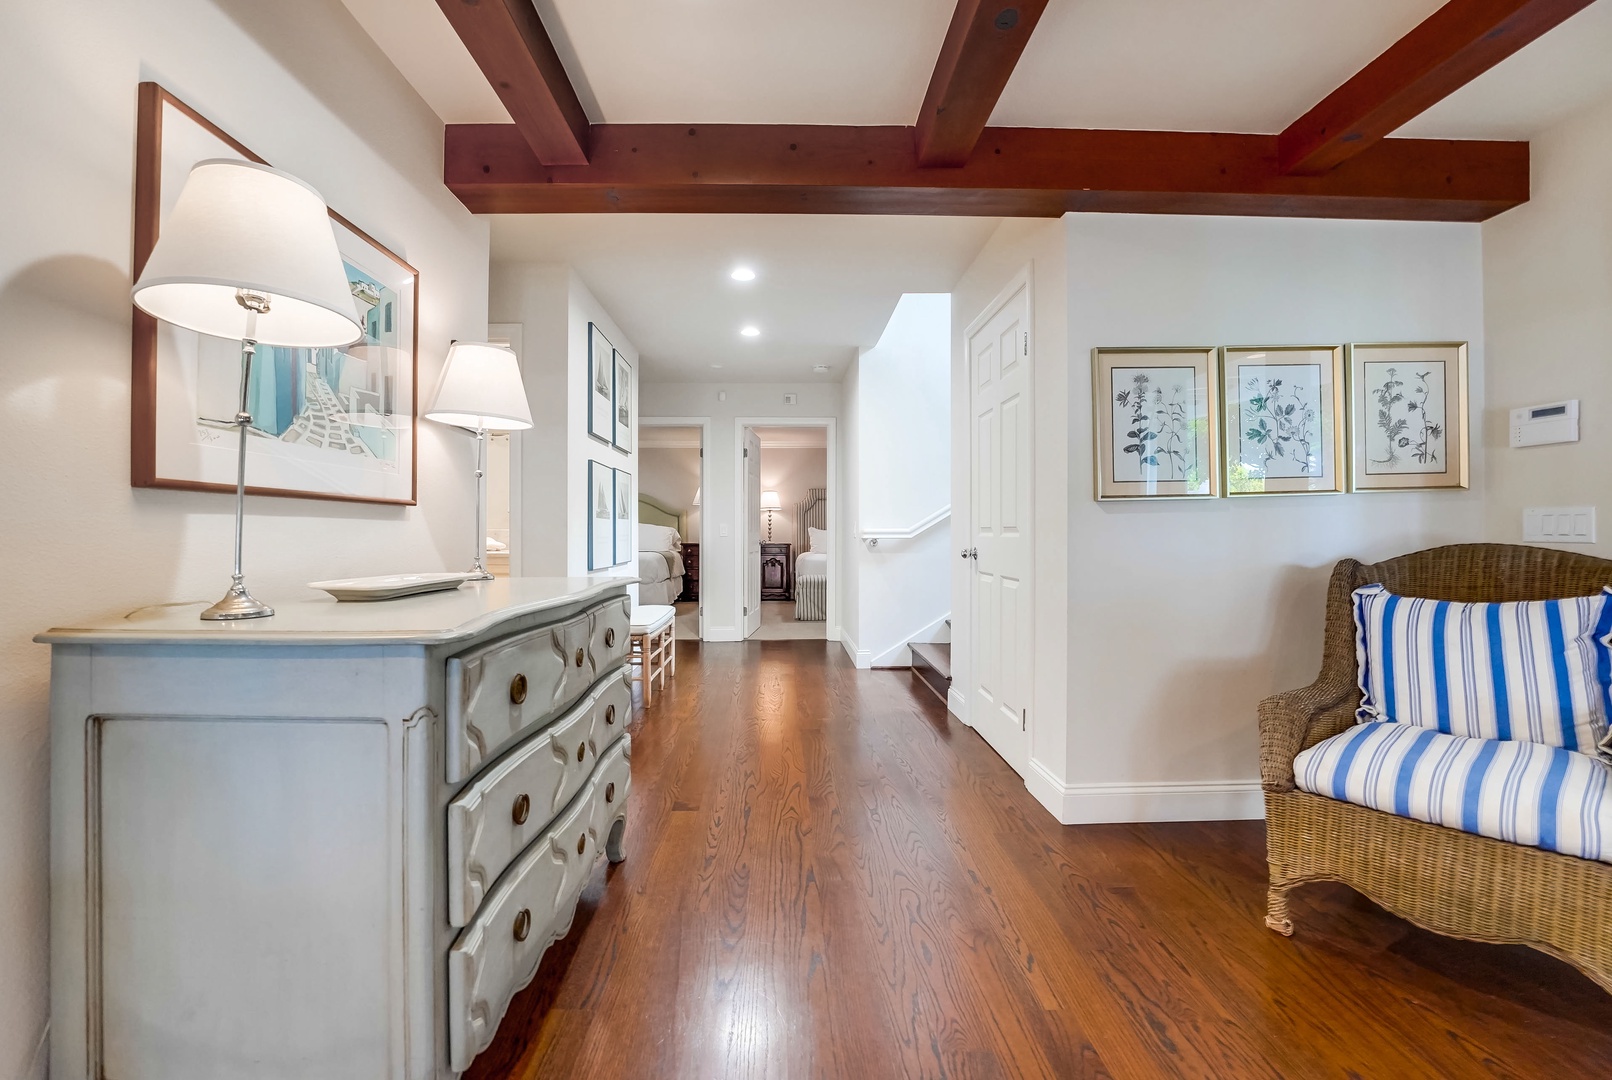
[490,214,998,383]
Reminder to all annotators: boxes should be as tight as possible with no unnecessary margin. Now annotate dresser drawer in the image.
[447,735,631,1072]
[445,597,629,782]
[446,667,630,927]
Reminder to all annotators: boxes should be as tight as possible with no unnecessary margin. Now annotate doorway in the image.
[638,418,708,640]
[737,418,836,641]
[964,271,1033,774]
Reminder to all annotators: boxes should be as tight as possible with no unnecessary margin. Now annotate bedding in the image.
[637,549,685,584]
[796,551,828,578]
[638,523,681,552]
[795,551,828,622]
[807,527,828,554]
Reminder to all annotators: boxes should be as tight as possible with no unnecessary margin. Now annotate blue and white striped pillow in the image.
[1353,584,1612,753]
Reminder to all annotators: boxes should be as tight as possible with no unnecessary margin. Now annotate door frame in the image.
[733,416,838,639]
[958,266,1035,754]
[639,415,710,639]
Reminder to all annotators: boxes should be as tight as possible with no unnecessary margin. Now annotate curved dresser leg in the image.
[1265,885,1294,936]
[606,816,627,864]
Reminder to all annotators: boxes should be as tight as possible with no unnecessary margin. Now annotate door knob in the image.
[960,549,970,559]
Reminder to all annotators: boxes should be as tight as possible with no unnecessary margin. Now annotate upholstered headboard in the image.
[796,487,826,552]
[638,493,684,534]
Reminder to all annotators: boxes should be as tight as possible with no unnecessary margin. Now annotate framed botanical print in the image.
[587,324,615,444]
[131,82,418,505]
[612,468,633,565]
[1221,346,1345,496]
[1092,348,1220,500]
[612,351,632,453]
[587,460,614,571]
[1348,343,1469,491]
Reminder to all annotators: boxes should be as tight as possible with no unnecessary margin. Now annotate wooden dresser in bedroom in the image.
[761,541,793,600]
[679,542,699,602]
[40,577,633,1079]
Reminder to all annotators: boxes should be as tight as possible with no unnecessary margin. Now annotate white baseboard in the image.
[1025,758,1264,824]
[839,630,871,669]
[704,625,743,642]
[946,687,969,725]
[867,611,952,669]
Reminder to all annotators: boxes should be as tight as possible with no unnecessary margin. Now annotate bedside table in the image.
[679,542,700,603]
[760,542,793,601]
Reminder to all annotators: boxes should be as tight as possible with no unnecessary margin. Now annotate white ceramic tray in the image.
[309,572,476,602]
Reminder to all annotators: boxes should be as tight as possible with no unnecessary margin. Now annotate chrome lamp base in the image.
[201,578,275,621]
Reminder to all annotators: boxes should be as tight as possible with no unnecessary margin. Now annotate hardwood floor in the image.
[467,641,1612,1080]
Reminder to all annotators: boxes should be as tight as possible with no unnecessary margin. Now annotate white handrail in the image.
[859,506,951,547]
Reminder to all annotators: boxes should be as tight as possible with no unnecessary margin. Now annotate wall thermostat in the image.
[1510,399,1579,448]
[783,392,799,405]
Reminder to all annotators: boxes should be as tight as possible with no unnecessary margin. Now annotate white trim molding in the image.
[946,687,969,725]
[1025,759,1264,824]
[860,505,950,547]
[839,629,870,669]
[867,612,952,669]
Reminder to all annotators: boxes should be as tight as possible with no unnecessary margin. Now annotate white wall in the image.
[1483,95,1612,558]
[0,1,490,1075]
[841,293,954,667]
[489,266,639,578]
[639,446,702,541]
[759,446,827,546]
[640,382,840,639]
[951,220,1072,789]
[1059,214,1486,823]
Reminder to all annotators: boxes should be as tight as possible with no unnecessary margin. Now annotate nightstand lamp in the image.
[131,159,362,620]
[426,342,533,579]
[761,489,781,541]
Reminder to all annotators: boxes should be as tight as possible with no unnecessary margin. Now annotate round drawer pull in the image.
[575,647,586,668]
[576,742,587,763]
[604,627,616,648]
[604,704,616,727]
[513,908,531,942]
[577,833,587,855]
[512,793,530,825]
[605,782,616,804]
[509,673,528,705]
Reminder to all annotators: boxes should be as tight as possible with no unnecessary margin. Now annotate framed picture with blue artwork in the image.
[588,461,614,571]
[1092,347,1220,500]
[1221,346,1345,496]
[130,82,418,505]
[1348,342,1469,491]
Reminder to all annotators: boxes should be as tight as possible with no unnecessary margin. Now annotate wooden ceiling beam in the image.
[1279,0,1594,176]
[444,123,1528,221]
[435,0,591,165]
[916,0,1051,166]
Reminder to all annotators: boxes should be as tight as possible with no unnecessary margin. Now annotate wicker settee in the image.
[1260,543,1612,992]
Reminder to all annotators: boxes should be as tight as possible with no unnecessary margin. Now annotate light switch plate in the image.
[1523,506,1597,544]
[718,524,729,537]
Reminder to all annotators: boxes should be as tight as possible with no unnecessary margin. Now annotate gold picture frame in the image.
[1221,346,1346,496]
[1348,342,1469,491]
[1092,347,1220,500]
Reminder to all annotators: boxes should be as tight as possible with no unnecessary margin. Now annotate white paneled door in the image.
[967,278,1032,774]
[744,427,763,638]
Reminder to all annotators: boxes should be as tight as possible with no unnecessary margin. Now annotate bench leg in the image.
[1266,885,1294,936]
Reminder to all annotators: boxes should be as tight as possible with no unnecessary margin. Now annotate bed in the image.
[794,487,828,622]
[637,496,686,606]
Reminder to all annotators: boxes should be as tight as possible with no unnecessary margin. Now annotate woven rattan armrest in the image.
[1258,675,1357,792]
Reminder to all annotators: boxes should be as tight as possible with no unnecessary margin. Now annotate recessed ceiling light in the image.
[740,325,761,338]
[812,364,830,373]
[730,267,756,282]
[710,363,724,369]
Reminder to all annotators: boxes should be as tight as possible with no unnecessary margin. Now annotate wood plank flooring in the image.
[466,641,1612,1080]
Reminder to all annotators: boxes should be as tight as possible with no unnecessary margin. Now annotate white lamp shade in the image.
[132,159,362,348]
[426,342,533,431]
[692,487,701,507]
[761,490,782,509]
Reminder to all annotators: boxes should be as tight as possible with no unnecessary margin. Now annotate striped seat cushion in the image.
[1353,584,1612,753]
[1295,721,1612,864]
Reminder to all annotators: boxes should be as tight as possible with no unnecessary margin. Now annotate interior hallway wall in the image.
[640,382,840,640]
[0,1,491,1075]
[1482,93,1612,558]
[639,446,702,542]
[1060,213,1487,823]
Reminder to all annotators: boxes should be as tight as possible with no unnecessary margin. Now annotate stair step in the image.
[909,642,951,681]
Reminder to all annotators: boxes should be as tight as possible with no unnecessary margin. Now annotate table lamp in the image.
[132,159,362,620]
[761,489,781,541]
[425,342,533,579]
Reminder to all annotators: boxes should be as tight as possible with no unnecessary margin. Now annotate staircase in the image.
[909,635,951,704]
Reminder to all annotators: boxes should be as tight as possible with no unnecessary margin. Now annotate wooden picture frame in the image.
[1221,346,1346,496]
[1092,347,1220,500]
[1348,342,1470,491]
[131,83,419,505]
